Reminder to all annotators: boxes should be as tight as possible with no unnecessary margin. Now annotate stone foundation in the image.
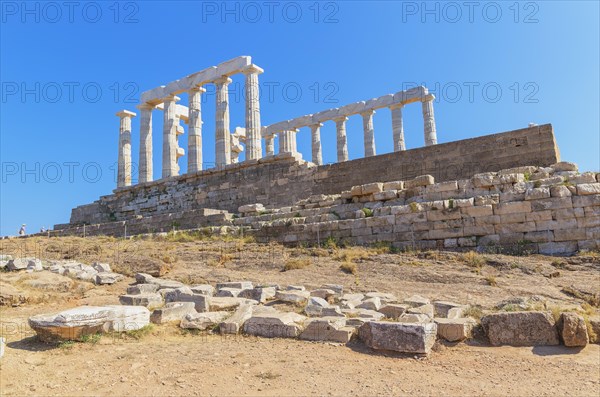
[60,124,559,229]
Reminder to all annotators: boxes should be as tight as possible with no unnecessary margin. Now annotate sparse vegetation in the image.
[485,275,497,287]
[79,332,102,344]
[463,305,484,320]
[460,251,486,271]
[339,261,358,275]
[124,324,154,340]
[409,202,419,213]
[283,258,311,271]
[255,371,281,380]
[361,208,373,217]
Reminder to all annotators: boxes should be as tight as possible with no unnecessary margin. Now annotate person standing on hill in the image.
[18,224,26,236]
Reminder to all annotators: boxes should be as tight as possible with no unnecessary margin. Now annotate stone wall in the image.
[62,124,559,229]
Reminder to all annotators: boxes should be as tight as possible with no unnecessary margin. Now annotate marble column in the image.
[162,95,180,178]
[266,135,275,156]
[116,110,136,188]
[422,94,437,146]
[215,76,232,168]
[334,116,349,162]
[137,103,154,183]
[390,103,406,151]
[243,65,263,161]
[310,123,323,165]
[361,109,376,157]
[279,130,297,153]
[188,86,205,173]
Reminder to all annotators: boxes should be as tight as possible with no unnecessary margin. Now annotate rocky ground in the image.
[1,235,599,396]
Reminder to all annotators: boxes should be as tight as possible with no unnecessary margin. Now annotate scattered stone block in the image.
[219,304,254,334]
[243,311,306,338]
[310,289,336,301]
[357,297,382,311]
[239,287,276,303]
[321,306,345,317]
[341,293,364,301]
[447,307,466,319]
[398,313,431,323]
[210,297,258,311]
[321,284,343,295]
[378,304,408,319]
[94,272,123,285]
[216,281,254,290]
[135,273,155,284]
[481,311,559,346]
[286,285,306,291]
[180,311,230,330]
[275,290,310,304]
[190,284,214,296]
[92,262,111,273]
[551,162,578,172]
[304,297,332,316]
[403,295,430,307]
[433,301,466,318]
[558,312,588,347]
[434,318,476,342]
[28,305,150,342]
[364,292,397,304]
[119,293,164,310]
[216,287,242,297]
[299,317,354,343]
[577,183,600,195]
[359,321,437,354]
[7,258,41,271]
[150,302,196,324]
[238,203,265,214]
[362,182,384,195]
[127,283,159,295]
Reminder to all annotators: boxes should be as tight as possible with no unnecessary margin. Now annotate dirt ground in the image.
[1,236,599,396]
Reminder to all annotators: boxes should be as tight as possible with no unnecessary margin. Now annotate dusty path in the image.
[1,328,599,397]
[1,237,599,396]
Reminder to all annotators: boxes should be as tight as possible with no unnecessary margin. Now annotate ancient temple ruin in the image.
[50,56,600,256]
[114,56,438,189]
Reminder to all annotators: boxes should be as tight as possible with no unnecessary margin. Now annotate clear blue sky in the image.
[1,1,599,236]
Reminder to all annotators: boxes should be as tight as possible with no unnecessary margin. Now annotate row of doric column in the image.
[115,64,263,188]
[264,93,437,166]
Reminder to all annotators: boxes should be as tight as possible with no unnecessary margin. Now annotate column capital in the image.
[422,93,435,102]
[136,103,155,111]
[214,76,233,86]
[242,64,264,75]
[116,110,136,118]
[162,95,181,103]
[360,109,376,117]
[309,123,324,129]
[333,116,349,123]
[188,86,207,94]
[389,102,404,110]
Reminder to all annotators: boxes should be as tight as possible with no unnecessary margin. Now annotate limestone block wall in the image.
[238,162,600,255]
[63,124,559,228]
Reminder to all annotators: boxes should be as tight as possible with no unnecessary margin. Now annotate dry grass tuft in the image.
[283,258,311,271]
[339,262,358,275]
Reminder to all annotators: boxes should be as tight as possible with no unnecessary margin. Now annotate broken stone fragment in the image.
[219,304,254,334]
[557,312,588,347]
[481,311,559,346]
[243,311,306,338]
[299,317,354,343]
[275,290,310,304]
[378,304,408,319]
[434,318,476,342]
[119,293,164,310]
[403,295,431,307]
[150,302,196,324]
[180,311,230,330]
[359,321,437,354]
[94,272,123,285]
[28,305,150,342]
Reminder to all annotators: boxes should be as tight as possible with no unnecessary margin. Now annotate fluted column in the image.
[137,103,154,183]
[334,116,349,162]
[422,94,437,146]
[215,76,232,168]
[162,95,180,178]
[279,130,297,154]
[266,135,275,156]
[188,86,205,173]
[390,103,406,151]
[243,65,264,161]
[361,109,376,157]
[116,110,136,188]
[310,123,323,165]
